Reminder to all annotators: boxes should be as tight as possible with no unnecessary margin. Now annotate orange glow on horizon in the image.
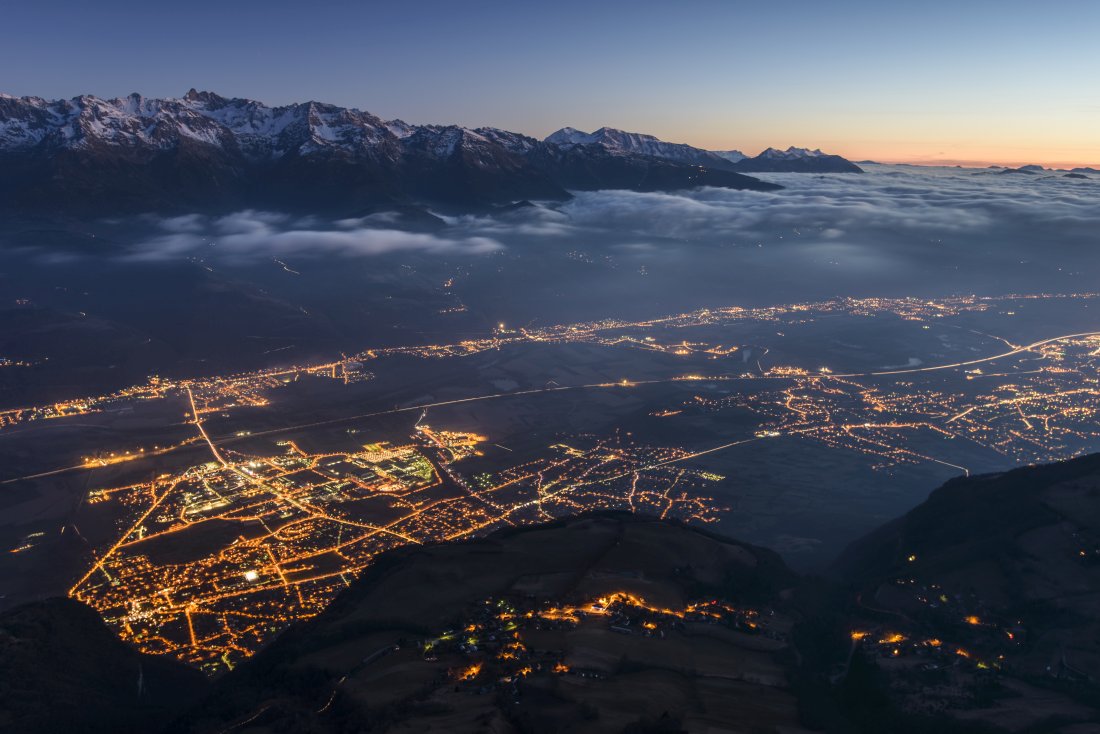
[879,156,1100,170]
[631,128,1100,172]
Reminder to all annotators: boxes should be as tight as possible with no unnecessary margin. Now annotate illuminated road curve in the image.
[852,331,1100,378]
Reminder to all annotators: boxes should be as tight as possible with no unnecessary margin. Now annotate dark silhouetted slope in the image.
[0,597,207,733]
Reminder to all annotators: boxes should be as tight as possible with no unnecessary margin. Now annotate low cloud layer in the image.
[547,166,1100,249]
[483,165,1099,306]
[116,166,1099,305]
[126,210,503,262]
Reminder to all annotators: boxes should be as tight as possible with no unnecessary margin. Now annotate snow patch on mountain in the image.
[757,146,827,159]
[712,150,747,163]
[384,119,416,139]
[543,126,745,170]
[544,127,595,147]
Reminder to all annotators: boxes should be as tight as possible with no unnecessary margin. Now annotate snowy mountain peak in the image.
[711,150,747,163]
[474,127,540,155]
[0,93,237,151]
[591,127,659,144]
[545,126,661,149]
[758,146,827,159]
[544,127,594,146]
[384,119,416,139]
[544,126,747,171]
[183,89,232,107]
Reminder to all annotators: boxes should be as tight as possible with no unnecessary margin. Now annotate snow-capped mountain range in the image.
[543,126,744,169]
[760,146,827,159]
[0,90,859,216]
[540,127,860,173]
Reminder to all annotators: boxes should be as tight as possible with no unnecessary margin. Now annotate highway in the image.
[5,328,1099,487]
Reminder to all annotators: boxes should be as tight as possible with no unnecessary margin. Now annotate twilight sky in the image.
[3,0,1097,167]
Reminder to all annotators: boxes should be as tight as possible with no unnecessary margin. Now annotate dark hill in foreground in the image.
[822,453,1100,732]
[0,597,206,734]
[172,514,804,733]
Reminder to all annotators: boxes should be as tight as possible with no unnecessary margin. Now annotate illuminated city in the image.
[2,291,1096,675]
[68,423,722,672]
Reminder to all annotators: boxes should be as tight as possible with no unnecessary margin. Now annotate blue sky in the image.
[3,0,1098,166]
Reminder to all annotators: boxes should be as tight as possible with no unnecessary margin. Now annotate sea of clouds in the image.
[119,166,1099,296]
[549,165,1100,250]
[125,210,504,262]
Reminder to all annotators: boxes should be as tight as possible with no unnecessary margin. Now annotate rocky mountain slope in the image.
[543,128,862,174]
[544,126,746,170]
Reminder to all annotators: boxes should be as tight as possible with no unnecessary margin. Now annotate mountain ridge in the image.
[0,90,786,217]
[543,125,862,173]
[0,90,868,219]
